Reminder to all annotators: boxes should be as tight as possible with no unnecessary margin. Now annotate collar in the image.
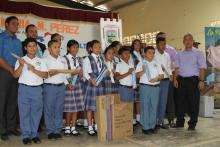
[25,55,37,61]
[2,30,17,39]
[67,53,78,59]
[48,54,60,60]
[91,53,100,59]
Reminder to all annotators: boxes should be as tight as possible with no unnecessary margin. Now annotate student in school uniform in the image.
[130,39,143,125]
[154,37,172,129]
[115,47,135,102]
[110,41,122,64]
[14,38,48,144]
[63,40,84,136]
[103,46,118,94]
[136,46,164,135]
[43,40,68,140]
[83,40,107,136]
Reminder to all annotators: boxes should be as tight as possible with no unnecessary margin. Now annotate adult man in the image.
[174,33,206,130]
[23,24,46,58]
[0,16,23,140]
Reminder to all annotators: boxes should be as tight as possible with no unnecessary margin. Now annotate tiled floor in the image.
[1,112,220,147]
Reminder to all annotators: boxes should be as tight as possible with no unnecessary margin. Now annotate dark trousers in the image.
[176,76,200,127]
[166,81,176,121]
[0,68,18,134]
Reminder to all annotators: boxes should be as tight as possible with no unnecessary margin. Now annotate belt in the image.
[178,76,198,79]
[20,83,42,87]
[44,83,64,86]
[119,84,133,89]
[161,78,169,81]
[140,83,159,87]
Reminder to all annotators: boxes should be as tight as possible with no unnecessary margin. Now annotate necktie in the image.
[72,57,76,67]
[97,56,102,69]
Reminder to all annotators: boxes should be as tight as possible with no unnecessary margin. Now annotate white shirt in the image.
[44,54,68,84]
[136,59,163,85]
[83,53,102,80]
[154,49,172,78]
[64,54,81,80]
[115,59,134,86]
[133,51,143,63]
[15,56,47,86]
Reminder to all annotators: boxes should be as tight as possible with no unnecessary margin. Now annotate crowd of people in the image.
[0,16,207,145]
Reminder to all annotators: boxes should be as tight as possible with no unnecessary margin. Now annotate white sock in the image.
[88,125,93,131]
[71,127,76,131]
[95,124,98,131]
[133,119,137,124]
[136,114,140,122]
[84,119,88,126]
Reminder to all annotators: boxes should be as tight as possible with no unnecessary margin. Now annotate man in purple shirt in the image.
[156,32,177,128]
[174,33,207,130]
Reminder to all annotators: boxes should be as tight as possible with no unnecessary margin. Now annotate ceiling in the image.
[72,0,146,11]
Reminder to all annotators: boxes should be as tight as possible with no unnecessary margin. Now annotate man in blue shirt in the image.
[0,16,23,141]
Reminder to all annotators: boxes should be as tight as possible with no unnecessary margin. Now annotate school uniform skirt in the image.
[64,81,84,112]
[103,77,118,94]
[118,85,135,102]
[84,81,104,111]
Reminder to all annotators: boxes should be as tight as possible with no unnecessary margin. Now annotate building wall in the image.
[117,0,220,52]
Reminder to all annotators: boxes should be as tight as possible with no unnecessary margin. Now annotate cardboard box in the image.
[199,96,214,117]
[111,102,133,140]
[96,94,133,143]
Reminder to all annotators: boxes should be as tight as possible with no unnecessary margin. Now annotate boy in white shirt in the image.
[154,37,172,129]
[136,46,164,135]
[43,40,67,140]
[115,47,135,102]
[14,38,48,144]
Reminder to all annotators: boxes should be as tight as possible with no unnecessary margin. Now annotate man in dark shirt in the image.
[22,24,46,58]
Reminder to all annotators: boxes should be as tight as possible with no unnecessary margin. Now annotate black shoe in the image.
[32,137,41,144]
[87,130,96,136]
[48,133,56,140]
[54,133,62,139]
[188,126,196,131]
[174,124,184,128]
[7,130,20,136]
[149,129,157,134]
[142,129,150,135]
[22,138,32,145]
[1,133,9,141]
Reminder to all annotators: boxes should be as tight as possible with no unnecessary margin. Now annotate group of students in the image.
[0,16,207,145]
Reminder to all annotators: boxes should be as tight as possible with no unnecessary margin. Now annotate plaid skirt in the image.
[64,82,84,112]
[84,81,104,111]
[103,77,118,94]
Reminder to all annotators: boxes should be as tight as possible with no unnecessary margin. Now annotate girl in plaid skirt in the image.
[83,40,107,136]
[103,46,118,94]
[63,40,84,136]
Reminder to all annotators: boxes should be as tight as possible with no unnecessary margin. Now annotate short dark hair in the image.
[104,45,114,55]
[156,32,166,38]
[23,38,37,47]
[51,33,61,40]
[118,47,130,55]
[66,39,79,54]
[144,46,155,53]
[5,16,18,25]
[110,41,121,48]
[156,37,166,44]
[25,24,36,33]
[48,40,58,48]
[90,40,100,48]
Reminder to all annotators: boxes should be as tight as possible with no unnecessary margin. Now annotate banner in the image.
[0,12,100,56]
[100,18,122,50]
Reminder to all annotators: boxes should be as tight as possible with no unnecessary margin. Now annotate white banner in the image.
[0,12,100,56]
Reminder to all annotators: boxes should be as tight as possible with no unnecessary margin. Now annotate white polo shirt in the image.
[154,49,172,79]
[83,53,102,81]
[15,55,48,86]
[115,59,134,86]
[44,54,68,84]
[136,59,163,85]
